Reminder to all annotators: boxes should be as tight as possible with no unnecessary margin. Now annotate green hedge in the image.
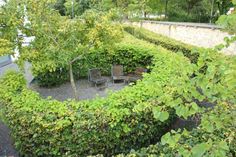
[116,103,236,157]
[1,33,235,157]
[123,25,200,63]
[90,49,236,157]
[35,34,153,87]
[0,36,194,156]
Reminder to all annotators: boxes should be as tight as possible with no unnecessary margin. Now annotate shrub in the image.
[123,25,200,63]
[90,36,236,157]
[34,34,153,87]
[0,70,26,97]
[35,68,70,87]
[116,102,236,157]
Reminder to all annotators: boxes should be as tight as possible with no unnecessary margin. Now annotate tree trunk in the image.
[69,62,79,100]
[217,2,223,15]
[210,0,215,23]
[144,11,147,18]
[187,2,191,15]
[165,0,168,19]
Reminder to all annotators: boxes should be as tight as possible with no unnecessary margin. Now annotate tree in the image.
[216,0,236,49]
[216,0,233,15]
[63,0,114,17]
[164,0,169,19]
[54,0,66,16]
[0,0,24,58]
[217,0,236,33]
[1,0,123,99]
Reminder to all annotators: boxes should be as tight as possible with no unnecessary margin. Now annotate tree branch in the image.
[70,41,95,64]
[70,55,82,64]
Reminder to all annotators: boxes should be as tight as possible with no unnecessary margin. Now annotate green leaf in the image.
[161,132,181,148]
[153,107,169,122]
[159,111,169,122]
[191,143,211,157]
[201,120,214,132]
[161,132,171,145]
[191,102,199,111]
[218,141,229,151]
[233,0,236,5]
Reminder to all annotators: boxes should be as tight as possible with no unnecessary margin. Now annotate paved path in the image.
[0,62,34,86]
[0,120,19,157]
[0,63,19,77]
[0,63,19,157]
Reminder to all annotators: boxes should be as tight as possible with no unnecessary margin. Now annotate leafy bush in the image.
[35,68,70,87]
[35,34,153,87]
[116,102,235,157]
[114,39,235,157]
[216,7,236,34]
[90,34,236,157]
[123,25,200,63]
[0,70,26,96]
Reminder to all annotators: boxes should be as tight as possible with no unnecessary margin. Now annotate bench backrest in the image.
[112,65,124,77]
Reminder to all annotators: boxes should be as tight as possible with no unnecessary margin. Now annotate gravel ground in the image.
[30,77,127,101]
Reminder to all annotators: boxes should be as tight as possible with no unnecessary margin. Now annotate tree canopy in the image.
[53,0,235,23]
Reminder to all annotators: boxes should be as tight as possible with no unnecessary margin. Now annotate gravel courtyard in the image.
[30,77,127,101]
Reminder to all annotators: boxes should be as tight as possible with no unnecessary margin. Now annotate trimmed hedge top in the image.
[124,25,202,63]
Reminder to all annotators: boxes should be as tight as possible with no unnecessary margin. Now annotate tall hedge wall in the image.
[0,35,194,156]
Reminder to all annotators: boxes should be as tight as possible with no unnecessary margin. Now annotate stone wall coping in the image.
[140,20,223,29]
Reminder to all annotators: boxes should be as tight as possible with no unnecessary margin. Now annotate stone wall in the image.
[127,21,236,55]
